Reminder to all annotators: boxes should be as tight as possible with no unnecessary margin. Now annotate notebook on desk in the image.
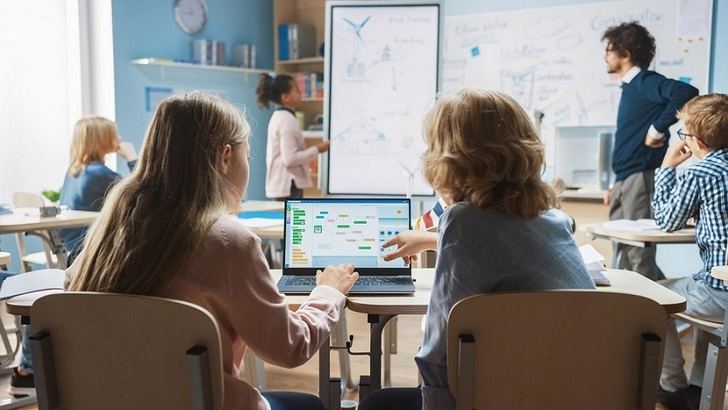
[277,198,415,295]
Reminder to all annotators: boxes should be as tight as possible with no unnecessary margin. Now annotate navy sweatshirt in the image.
[613,70,698,182]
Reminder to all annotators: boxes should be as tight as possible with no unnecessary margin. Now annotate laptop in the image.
[277,198,416,295]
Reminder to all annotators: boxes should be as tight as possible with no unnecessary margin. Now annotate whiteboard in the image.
[442,0,712,170]
[325,1,440,196]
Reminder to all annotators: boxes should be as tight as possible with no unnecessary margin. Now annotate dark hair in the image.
[256,73,294,109]
[602,22,656,69]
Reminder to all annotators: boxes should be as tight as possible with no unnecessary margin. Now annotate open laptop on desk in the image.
[277,198,415,295]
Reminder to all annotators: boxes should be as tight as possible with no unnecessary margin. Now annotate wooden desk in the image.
[0,210,99,269]
[248,224,284,240]
[0,210,98,234]
[581,223,696,268]
[8,269,686,409]
[239,200,284,213]
[272,268,685,405]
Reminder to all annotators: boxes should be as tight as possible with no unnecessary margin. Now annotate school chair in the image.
[0,251,10,270]
[12,192,60,271]
[0,253,22,368]
[0,253,21,368]
[672,265,728,410]
[447,291,667,410]
[28,292,224,410]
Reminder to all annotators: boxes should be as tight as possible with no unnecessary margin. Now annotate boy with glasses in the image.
[602,22,698,280]
[652,93,728,408]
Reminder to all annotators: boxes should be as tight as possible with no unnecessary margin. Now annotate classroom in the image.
[1,0,727,409]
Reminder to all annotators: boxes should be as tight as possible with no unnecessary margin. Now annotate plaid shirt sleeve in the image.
[652,167,701,232]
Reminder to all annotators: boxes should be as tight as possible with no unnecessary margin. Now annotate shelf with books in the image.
[275,0,326,197]
[277,57,324,66]
[131,58,270,80]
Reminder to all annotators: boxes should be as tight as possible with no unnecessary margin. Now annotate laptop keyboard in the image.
[287,276,406,286]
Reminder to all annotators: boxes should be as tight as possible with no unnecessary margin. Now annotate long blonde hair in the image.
[68,116,118,175]
[422,89,556,218]
[69,92,250,295]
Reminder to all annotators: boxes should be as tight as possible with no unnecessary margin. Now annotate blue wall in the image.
[111,0,273,200]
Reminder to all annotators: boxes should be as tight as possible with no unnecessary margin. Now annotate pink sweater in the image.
[164,216,345,409]
[71,215,346,409]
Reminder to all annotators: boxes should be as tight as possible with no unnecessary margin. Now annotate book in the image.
[578,244,611,286]
[602,219,660,232]
[278,23,316,60]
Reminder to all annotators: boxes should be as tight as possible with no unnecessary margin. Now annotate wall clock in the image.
[174,0,207,34]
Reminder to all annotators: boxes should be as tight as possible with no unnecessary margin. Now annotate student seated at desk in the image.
[651,94,728,409]
[360,90,595,410]
[65,92,358,410]
[59,116,138,265]
[9,117,140,398]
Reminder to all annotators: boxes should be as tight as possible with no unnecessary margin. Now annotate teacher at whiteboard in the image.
[601,22,697,280]
[256,73,330,200]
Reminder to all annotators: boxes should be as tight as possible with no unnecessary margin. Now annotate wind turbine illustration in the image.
[343,16,371,41]
[397,160,417,199]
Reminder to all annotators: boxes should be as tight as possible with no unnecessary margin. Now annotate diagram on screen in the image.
[333,118,391,155]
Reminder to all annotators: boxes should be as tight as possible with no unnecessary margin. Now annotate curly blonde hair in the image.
[422,89,556,218]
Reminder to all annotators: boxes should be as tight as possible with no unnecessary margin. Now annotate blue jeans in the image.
[0,271,32,371]
[261,391,326,410]
[359,387,422,410]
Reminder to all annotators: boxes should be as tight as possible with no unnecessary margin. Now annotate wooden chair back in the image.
[30,292,224,410]
[447,291,667,410]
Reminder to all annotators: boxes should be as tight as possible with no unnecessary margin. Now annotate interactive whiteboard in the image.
[325,1,440,196]
[442,0,712,169]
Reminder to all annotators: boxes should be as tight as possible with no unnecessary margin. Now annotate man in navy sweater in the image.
[602,22,698,280]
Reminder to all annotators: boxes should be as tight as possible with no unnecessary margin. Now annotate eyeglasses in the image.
[676,128,694,141]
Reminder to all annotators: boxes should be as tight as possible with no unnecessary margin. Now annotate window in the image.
[0,0,114,204]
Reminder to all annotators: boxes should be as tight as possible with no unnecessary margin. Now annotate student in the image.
[652,94,728,409]
[9,116,139,398]
[256,73,329,200]
[602,22,698,280]
[59,116,138,264]
[66,92,358,410]
[360,90,595,410]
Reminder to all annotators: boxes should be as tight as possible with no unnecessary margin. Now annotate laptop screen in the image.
[283,198,411,276]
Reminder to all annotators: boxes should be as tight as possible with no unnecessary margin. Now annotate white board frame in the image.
[323,0,442,196]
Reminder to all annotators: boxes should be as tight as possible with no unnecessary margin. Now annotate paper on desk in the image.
[578,244,610,286]
[579,244,604,265]
[602,219,659,232]
[0,269,65,300]
[238,217,282,229]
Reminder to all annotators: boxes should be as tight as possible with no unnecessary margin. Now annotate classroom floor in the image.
[1,309,726,410]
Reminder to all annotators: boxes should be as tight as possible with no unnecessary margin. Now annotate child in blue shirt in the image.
[361,90,594,410]
[59,116,138,263]
[652,94,728,408]
[9,117,139,397]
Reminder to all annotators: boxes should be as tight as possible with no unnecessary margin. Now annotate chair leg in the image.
[15,233,29,273]
[699,343,728,410]
[383,316,398,388]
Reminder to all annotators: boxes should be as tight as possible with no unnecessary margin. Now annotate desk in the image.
[0,210,99,269]
[239,200,285,213]
[0,210,98,235]
[8,269,686,409]
[581,223,696,268]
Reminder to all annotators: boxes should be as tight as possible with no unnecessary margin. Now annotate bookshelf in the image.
[273,0,327,197]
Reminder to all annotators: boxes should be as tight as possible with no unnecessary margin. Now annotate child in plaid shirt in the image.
[651,94,728,408]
